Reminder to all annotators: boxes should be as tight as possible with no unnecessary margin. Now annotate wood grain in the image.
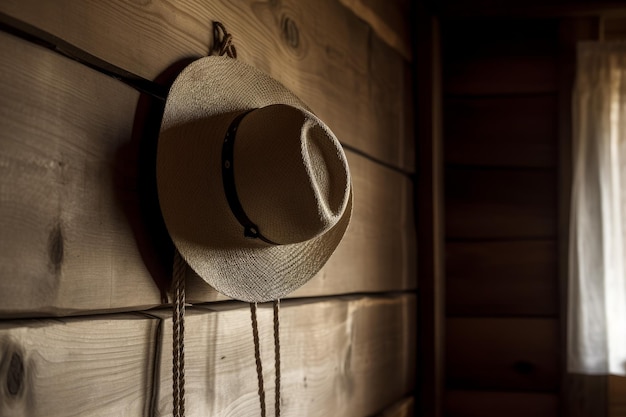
[446,240,558,316]
[0,0,414,171]
[444,95,558,168]
[0,31,163,316]
[445,390,559,417]
[445,167,557,239]
[153,295,417,417]
[446,318,560,391]
[186,151,417,302]
[0,314,159,417]
[0,32,415,317]
[0,295,415,417]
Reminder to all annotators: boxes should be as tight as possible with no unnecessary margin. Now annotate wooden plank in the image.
[0,32,415,316]
[442,18,559,95]
[338,0,412,60]
[437,1,626,18]
[444,95,558,168]
[446,240,558,316]
[186,151,417,302]
[415,15,445,417]
[153,295,417,416]
[610,376,626,417]
[445,167,557,239]
[0,295,415,417]
[374,396,415,417]
[445,391,559,417]
[0,314,159,417]
[0,0,414,171]
[0,31,164,316]
[446,318,560,391]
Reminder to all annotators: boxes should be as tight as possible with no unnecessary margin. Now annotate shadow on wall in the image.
[113,58,196,301]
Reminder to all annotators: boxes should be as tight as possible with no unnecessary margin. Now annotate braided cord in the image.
[273,300,281,416]
[172,251,186,417]
[250,303,267,417]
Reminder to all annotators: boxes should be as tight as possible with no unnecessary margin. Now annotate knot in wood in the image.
[7,352,24,396]
[281,16,299,49]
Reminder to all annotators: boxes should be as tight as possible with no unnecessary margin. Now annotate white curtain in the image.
[569,42,626,376]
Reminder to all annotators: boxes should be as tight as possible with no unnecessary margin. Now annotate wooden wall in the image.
[437,9,625,417]
[0,1,416,416]
[441,17,562,416]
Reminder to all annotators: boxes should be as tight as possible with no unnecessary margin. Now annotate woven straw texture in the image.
[157,56,352,302]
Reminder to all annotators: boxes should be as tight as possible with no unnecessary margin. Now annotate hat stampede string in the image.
[250,300,282,417]
[172,251,186,417]
[171,252,281,417]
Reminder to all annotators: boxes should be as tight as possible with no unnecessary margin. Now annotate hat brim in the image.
[157,56,352,302]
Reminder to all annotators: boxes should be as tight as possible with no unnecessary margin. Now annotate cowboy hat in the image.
[156,56,352,302]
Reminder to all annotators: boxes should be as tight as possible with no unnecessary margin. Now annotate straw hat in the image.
[156,56,352,303]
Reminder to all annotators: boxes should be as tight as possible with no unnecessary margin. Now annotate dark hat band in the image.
[221,110,278,245]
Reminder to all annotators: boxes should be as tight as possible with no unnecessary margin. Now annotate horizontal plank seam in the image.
[0,291,417,322]
[0,11,414,178]
[446,237,558,242]
[445,164,558,172]
[446,314,560,319]
[0,11,168,100]
[187,290,418,311]
[444,91,559,99]
[444,91,558,100]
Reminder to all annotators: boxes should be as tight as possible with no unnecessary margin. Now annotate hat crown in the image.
[234,104,350,245]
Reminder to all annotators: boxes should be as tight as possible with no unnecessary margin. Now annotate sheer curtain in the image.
[569,42,626,376]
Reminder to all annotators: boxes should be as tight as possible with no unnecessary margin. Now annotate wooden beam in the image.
[186,150,417,303]
[445,391,559,417]
[446,318,560,391]
[441,18,559,95]
[445,95,558,168]
[445,168,557,239]
[153,295,417,416]
[432,1,626,18]
[0,314,160,416]
[415,14,445,417]
[446,240,558,316]
[0,0,414,171]
[0,295,416,417]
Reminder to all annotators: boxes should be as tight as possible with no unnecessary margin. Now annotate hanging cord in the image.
[273,300,281,416]
[172,251,187,417]
[250,301,282,417]
[250,303,267,417]
[212,21,237,58]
